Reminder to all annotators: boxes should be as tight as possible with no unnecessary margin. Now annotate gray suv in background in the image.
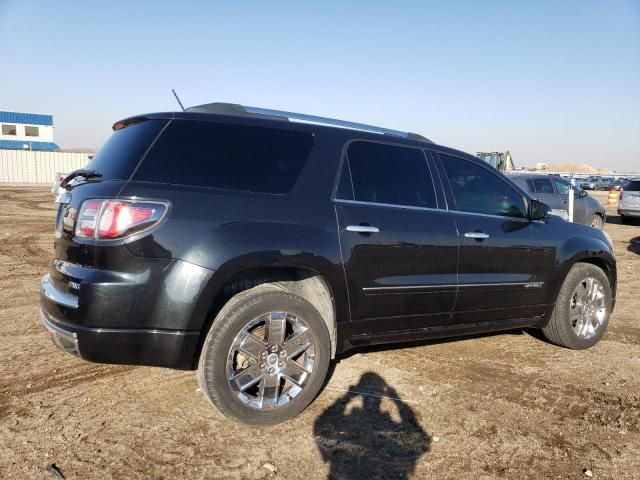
[509,174,606,229]
[618,179,640,224]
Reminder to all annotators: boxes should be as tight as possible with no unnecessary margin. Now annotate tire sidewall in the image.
[199,287,331,425]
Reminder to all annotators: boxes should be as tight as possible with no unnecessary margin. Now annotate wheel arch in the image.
[546,235,617,326]
[192,265,339,368]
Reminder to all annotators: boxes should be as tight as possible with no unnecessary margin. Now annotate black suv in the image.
[41,103,616,424]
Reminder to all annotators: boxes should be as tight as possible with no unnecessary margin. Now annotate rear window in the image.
[134,120,314,194]
[86,120,167,180]
[625,181,640,191]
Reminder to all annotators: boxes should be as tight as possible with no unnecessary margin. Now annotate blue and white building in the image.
[0,111,59,151]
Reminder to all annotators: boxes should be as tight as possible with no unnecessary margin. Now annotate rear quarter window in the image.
[86,119,168,180]
[133,120,314,194]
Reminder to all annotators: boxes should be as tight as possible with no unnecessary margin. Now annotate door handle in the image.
[464,232,490,239]
[346,225,380,234]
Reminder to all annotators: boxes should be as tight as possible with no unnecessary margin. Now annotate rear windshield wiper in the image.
[60,169,103,189]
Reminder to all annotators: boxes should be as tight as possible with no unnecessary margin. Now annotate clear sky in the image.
[1,0,639,171]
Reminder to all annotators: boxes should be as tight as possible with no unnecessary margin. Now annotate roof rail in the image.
[185,102,432,142]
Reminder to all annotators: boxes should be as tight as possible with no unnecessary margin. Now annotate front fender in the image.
[546,234,617,323]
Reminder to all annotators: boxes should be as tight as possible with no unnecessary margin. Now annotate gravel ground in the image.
[0,187,638,479]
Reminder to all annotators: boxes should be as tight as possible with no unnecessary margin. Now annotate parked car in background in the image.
[40,103,617,424]
[581,177,600,191]
[618,179,640,224]
[608,178,628,191]
[51,172,68,202]
[595,177,615,190]
[509,174,606,229]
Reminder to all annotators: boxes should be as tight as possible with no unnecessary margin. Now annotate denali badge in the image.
[524,282,544,288]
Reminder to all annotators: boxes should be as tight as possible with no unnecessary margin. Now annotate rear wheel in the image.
[197,283,331,425]
[589,214,603,229]
[542,263,612,349]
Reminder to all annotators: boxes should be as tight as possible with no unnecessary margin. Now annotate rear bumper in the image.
[618,208,640,217]
[40,275,201,369]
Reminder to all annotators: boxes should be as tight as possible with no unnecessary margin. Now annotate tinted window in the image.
[532,178,555,194]
[554,178,573,195]
[625,181,640,192]
[440,154,526,218]
[87,120,168,180]
[346,141,436,208]
[135,120,313,194]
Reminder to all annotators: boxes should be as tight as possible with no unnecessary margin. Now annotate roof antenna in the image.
[172,89,185,111]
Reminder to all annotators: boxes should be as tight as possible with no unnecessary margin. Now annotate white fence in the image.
[0,149,91,183]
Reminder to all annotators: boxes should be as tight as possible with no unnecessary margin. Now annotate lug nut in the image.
[271,345,278,352]
[278,362,284,368]
[279,350,287,357]
[260,363,265,369]
[261,351,267,358]
[268,367,276,375]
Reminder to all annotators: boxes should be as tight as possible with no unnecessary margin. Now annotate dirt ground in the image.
[0,186,638,480]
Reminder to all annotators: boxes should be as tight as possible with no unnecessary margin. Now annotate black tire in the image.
[620,215,631,225]
[589,213,603,230]
[542,263,612,349]
[197,283,331,425]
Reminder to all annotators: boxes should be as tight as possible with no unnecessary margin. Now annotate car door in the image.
[334,140,459,337]
[434,152,556,325]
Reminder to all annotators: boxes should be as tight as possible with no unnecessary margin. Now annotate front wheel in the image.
[542,263,612,349]
[589,214,603,230]
[197,283,331,425]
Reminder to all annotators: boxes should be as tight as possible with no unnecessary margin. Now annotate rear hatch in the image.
[51,118,169,293]
[620,181,640,209]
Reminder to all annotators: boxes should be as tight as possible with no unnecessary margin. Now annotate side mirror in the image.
[529,199,549,220]
[578,189,588,198]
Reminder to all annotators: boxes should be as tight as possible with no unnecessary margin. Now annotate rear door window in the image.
[342,141,437,208]
[86,119,168,180]
[134,120,314,194]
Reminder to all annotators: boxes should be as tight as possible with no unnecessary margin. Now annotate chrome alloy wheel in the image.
[226,312,315,410]
[570,276,607,339]
[590,215,603,229]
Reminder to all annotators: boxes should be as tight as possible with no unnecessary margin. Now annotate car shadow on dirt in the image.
[314,372,430,480]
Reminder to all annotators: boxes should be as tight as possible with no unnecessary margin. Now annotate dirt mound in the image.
[551,163,613,174]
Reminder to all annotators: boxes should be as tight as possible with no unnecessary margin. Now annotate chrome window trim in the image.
[334,198,447,214]
[41,274,79,309]
[448,209,530,222]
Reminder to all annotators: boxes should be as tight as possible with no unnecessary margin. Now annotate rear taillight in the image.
[75,199,167,239]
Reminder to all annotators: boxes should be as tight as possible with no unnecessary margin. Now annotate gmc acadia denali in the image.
[41,103,616,424]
